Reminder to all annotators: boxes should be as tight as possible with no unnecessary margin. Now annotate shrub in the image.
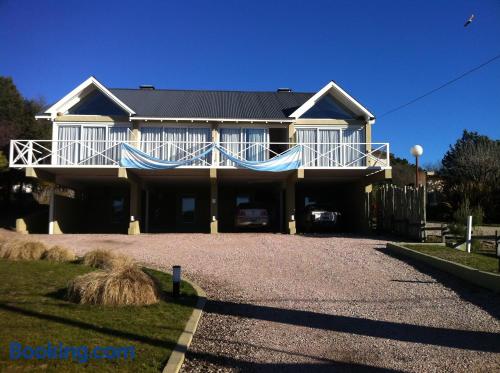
[453,199,484,226]
[42,246,76,262]
[82,249,135,270]
[0,240,47,260]
[67,266,159,306]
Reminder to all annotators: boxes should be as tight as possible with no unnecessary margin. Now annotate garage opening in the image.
[296,182,360,233]
[218,182,283,232]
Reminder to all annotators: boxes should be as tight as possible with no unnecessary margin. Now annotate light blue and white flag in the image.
[120,143,302,171]
[119,143,214,169]
[215,144,302,172]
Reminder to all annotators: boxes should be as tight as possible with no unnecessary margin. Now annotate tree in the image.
[0,77,51,224]
[441,130,500,222]
[0,77,50,169]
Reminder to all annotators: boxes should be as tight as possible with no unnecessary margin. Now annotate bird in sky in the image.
[464,14,475,27]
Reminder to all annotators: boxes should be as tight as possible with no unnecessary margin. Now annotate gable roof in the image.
[289,81,375,122]
[41,76,136,118]
[39,77,374,122]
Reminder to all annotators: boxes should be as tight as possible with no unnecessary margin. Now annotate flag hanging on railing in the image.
[119,143,214,169]
[215,144,302,172]
[119,143,303,171]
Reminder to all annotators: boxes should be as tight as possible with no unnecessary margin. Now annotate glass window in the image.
[111,196,126,223]
[67,89,128,116]
[181,197,196,223]
[305,196,316,207]
[236,195,250,206]
[302,94,354,119]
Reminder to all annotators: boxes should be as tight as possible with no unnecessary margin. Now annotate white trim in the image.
[289,81,375,121]
[131,116,292,124]
[44,76,136,118]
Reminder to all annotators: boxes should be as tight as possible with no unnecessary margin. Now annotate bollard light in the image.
[172,265,181,297]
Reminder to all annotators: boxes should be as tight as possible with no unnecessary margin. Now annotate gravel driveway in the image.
[3,230,499,372]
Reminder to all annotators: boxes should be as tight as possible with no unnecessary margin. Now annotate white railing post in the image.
[9,140,14,166]
[27,141,33,165]
[386,143,390,166]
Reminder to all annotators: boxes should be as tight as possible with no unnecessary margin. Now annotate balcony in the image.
[9,140,390,169]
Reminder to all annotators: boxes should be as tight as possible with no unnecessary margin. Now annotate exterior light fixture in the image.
[410,145,424,186]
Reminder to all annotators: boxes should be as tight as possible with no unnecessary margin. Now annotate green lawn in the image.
[404,244,499,274]
[0,260,198,372]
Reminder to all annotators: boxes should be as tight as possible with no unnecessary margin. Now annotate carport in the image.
[216,169,289,233]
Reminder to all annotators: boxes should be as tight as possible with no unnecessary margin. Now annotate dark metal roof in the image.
[108,88,314,120]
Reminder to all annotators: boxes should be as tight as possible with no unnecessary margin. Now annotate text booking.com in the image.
[9,341,135,364]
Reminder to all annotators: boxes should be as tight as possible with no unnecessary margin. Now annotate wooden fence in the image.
[367,184,426,241]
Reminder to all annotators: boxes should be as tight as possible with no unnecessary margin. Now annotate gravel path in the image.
[2,230,499,372]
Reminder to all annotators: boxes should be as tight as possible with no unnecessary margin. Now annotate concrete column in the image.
[15,218,28,234]
[128,182,141,235]
[210,168,218,234]
[365,122,373,167]
[211,123,219,166]
[48,187,62,234]
[284,169,303,234]
[131,122,141,148]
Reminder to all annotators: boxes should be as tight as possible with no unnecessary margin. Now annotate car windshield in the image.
[307,205,335,211]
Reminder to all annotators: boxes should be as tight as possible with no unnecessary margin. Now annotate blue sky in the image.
[1,0,499,164]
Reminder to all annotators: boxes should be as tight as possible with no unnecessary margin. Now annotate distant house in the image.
[10,77,391,234]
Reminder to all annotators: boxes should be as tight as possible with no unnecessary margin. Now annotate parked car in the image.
[302,204,341,232]
[235,202,269,229]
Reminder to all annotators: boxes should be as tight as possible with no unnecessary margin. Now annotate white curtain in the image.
[318,129,341,167]
[57,126,80,165]
[220,128,241,166]
[81,127,106,165]
[343,127,365,166]
[245,129,268,162]
[164,128,186,161]
[141,127,163,159]
[108,127,130,164]
[296,129,317,167]
[140,127,210,164]
[181,128,210,165]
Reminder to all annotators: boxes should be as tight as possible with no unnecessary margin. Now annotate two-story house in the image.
[10,77,391,235]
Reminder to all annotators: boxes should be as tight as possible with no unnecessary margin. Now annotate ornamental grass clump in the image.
[67,266,159,306]
[42,245,76,262]
[0,240,47,260]
[82,249,135,270]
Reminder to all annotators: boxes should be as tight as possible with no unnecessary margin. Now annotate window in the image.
[301,94,354,119]
[56,124,130,165]
[236,195,250,206]
[181,197,196,223]
[219,128,269,166]
[140,126,211,165]
[67,90,128,116]
[111,196,126,223]
[296,127,365,167]
[305,196,316,207]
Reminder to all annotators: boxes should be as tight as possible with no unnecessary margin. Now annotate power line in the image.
[379,52,500,118]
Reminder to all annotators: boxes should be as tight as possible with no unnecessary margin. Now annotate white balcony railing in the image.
[9,140,390,169]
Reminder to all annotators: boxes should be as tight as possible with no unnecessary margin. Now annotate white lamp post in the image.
[410,145,423,186]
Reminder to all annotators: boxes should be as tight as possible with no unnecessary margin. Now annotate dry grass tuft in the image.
[42,245,76,262]
[67,266,159,306]
[82,249,135,270]
[0,240,48,260]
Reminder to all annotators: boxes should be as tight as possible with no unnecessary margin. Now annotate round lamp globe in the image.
[410,145,423,157]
